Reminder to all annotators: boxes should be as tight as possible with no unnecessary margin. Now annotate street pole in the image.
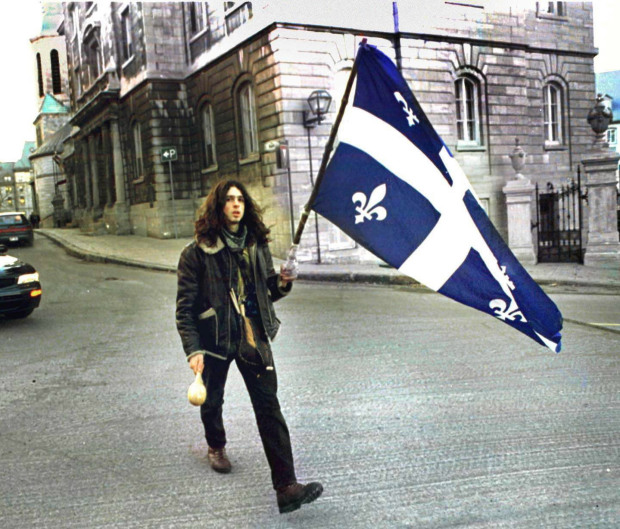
[168,159,178,239]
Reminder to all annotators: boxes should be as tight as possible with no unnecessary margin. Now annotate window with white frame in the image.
[237,81,258,159]
[607,127,617,145]
[543,82,564,144]
[132,121,144,180]
[201,103,217,169]
[120,7,133,63]
[189,2,208,36]
[455,75,482,146]
[537,2,566,17]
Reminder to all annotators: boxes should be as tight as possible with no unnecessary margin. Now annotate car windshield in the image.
[0,215,27,226]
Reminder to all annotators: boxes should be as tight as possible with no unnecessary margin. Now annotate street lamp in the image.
[302,90,332,263]
[303,90,332,128]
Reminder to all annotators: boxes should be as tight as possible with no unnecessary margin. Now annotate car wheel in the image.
[5,309,34,319]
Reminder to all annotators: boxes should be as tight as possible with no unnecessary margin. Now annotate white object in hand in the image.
[280,244,299,280]
[188,371,206,406]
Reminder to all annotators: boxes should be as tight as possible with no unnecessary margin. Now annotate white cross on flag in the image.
[312,43,563,352]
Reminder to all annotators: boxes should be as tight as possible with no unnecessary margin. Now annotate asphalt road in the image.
[0,236,618,528]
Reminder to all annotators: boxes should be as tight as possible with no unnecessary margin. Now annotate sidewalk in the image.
[36,228,620,289]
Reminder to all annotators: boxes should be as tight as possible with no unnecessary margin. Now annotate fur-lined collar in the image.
[197,237,225,255]
[196,236,257,255]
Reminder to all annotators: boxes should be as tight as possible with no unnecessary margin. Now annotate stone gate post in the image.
[582,95,620,267]
[503,139,536,265]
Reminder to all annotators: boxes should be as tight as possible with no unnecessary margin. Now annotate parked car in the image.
[0,212,34,246]
[0,244,41,319]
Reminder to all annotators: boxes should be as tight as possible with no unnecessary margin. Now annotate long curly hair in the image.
[195,179,270,246]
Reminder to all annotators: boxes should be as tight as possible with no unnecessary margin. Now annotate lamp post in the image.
[303,90,332,263]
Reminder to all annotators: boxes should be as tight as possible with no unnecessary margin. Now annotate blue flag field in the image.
[312,43,563,352]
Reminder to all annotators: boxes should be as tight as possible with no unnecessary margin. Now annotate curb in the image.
[37,230,176,273]
[36,229,620,290]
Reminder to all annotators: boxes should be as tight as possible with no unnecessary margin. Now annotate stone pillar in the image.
[582,95,620,267]
[83,144,93,210]
[109,120,131,234]
[110,120,126,203]
[503,139,536,265]
[88,135,100,214]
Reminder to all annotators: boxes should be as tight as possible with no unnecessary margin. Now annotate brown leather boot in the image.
[207,447,231,474]
[276,482,323,514]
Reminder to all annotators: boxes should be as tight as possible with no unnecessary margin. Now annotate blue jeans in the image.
[200,353,297,490]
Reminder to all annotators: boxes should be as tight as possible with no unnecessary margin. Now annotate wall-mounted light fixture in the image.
[303,90,333,128]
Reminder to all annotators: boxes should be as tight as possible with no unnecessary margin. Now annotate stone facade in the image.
[57,1,598,262]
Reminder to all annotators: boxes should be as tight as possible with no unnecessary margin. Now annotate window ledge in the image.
[201,165,219,174]
[456,142,486,152]
[121,55,135,70]
[544,142,567,151]
[189,28,209,44]
[536,13,568,22]
[239,153,260,166]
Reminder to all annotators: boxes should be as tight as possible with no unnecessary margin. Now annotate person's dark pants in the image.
[200,354,297,490]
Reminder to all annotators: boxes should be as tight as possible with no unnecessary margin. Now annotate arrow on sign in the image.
[161,147,178,162]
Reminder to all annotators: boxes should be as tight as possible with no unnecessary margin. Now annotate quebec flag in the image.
[312,43,563,352]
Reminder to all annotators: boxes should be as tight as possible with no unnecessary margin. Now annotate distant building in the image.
[0,163,16,212]
[13,142,37,216]
[57,1,598,262]
[29,3,72,227]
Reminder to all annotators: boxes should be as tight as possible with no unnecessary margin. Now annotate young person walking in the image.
[176,179,322,514]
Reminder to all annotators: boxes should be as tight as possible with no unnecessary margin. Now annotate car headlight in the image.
[17,272,39,284]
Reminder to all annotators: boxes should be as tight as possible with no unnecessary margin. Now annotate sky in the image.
[0,0,618,162]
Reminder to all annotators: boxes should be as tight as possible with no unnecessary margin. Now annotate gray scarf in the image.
[222,225,247,253]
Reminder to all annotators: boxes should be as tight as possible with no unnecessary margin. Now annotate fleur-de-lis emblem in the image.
[489,298,527,322]
[352,184,388,224]
[394,91,420,127]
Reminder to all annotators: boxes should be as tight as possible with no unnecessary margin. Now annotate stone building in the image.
[0,163,16,212]
[13,142,37,216]
[57,1,598,262]
[0,143,37,214]
[29,3,72,227]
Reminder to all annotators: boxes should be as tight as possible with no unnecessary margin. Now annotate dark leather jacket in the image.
[176,237,291,362]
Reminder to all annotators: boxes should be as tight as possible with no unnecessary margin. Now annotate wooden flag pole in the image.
[292,40,365,245]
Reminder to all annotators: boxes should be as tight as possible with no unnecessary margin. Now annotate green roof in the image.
[0,163,14,176]
[14,142,36,170]
[39,93,69,115]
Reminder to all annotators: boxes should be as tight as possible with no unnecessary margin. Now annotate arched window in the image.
[543,82,564,144]
[200,102,217,169]
[236,81,258,159]
[50,50,62,94]
[36,53,43,97]
[132,121,144,180]
[455,75,482,146]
